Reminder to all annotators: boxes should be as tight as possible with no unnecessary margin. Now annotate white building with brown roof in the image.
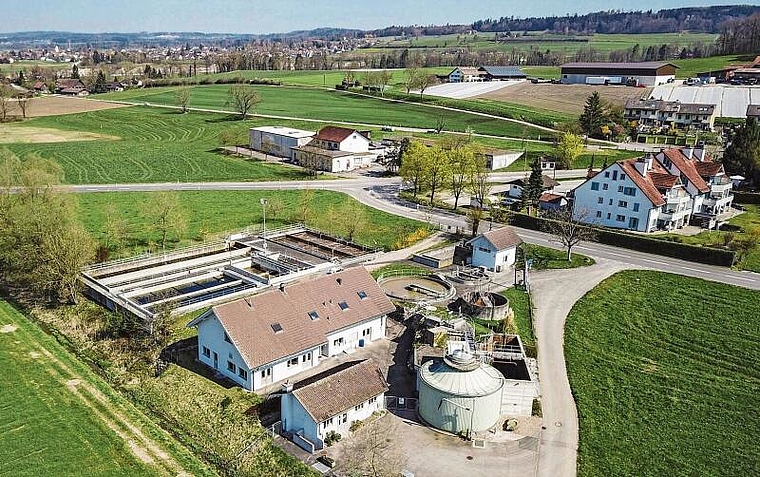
[281,359,388,452]
[187,267,395,392]
[291,126,376,172]
[466,227,523,272]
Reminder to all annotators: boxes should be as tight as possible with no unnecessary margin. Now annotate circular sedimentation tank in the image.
[378,274,453,302]
[459,291,510,321]
[418,350,504,435]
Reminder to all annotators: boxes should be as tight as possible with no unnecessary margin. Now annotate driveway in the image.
[528,259,633,477]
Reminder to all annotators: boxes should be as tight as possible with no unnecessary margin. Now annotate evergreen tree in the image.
[723,118,760,182]
[523,155,544,208]
[93,71,107,94]
[579,92,607,138]
[71,64,80,79]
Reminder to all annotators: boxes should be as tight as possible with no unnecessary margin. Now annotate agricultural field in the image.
[76,189,430,256]
[499,147,638,173]
[210,67,452,87]
[4,106,313,184]
[99,84,551,138]
[0,95,127,119]
[478,81,651,115]
[565,270,760,477]
[0,300,213,477]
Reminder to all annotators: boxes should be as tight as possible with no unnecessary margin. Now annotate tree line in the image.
[717,13,760,55]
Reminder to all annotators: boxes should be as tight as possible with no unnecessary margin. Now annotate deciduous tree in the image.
[425,146,451,205]
[543,207,596,261]
[342,416,406,477]
[556,132,584,169]
[723,117,760,182]
[447,144,476,210]
[226,85,261,120]
[399,140,429,198]
[175,86,191,113]
[142,191,187,252]
[468,154,492,210]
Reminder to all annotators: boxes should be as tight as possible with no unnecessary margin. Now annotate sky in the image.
[2,0,756,34]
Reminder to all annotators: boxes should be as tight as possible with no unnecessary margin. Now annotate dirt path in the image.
[528,259,634,477]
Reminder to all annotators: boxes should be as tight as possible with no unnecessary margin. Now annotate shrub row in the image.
[733,191,760,204]
[510,213,736,267]
[139,77,282,89]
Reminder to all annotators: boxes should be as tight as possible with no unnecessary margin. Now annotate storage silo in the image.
[417,350,504,436]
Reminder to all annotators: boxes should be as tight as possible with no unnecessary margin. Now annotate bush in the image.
[349,420,363,432]
[324,430,342,447]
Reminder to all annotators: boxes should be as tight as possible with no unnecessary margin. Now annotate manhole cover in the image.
[466,456,474,461]
[555,421,563,427]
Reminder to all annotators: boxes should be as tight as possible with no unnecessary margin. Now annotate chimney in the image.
[279,283,285,293]
[682,146,694,160]
[336,277,343,286]
[635,153,653,177]
[694,141,706,162]
[282,381,294,393]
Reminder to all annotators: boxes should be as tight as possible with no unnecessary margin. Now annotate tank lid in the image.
[444,349,481,371]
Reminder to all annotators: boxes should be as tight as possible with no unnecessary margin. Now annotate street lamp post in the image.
[260,197,268,234]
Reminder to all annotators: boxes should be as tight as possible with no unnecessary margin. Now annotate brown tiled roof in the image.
[695,161,723,178]
[474,227,523,250]
[649,172,678,190]
[292,359,388,423]
[542,174,560,188]
[586,170,599,179]
[617,159,670,207]
[747,105,760,117]
[539,192,564,203]
[315,126,358,143]
[661,149,710,193]
[55,79,85,89]
[195,267,395,369]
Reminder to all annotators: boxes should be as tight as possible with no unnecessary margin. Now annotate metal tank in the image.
[417,350,504,436]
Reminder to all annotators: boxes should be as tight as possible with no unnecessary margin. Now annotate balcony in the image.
[710,181,732,197]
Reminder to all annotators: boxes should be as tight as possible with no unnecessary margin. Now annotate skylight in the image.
[308,311,319,320]
[357,291,368,300]
[338,301,349,310]
[271,323,283,333]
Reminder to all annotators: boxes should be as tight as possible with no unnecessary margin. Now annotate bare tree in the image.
[143,191,187,252]
[226,85,261,120]
[377,70,393,97]
[175,86,191,113]
[416,74,437,99]
[543,207,597,261]
[435,115,446,133]
[0,88,10,122]
[291,189,315,225]
[341,416,406,477]
[448,145,475,210]
[403,66,420,95]
[468,155,492,210]
[16,94,31,119]
[102,203,130,253]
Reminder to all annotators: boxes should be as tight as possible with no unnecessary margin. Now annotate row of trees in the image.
[717,12,760,54]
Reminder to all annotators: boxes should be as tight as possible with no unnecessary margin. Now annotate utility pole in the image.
[260,197,268,234]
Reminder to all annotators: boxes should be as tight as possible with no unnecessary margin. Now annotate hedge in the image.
[733,191,760,204]
[510,213,736,267]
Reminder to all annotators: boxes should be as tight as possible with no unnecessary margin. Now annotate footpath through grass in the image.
[77,190,430,255]
[101,84,551,139]
[565,270,760,477]
[0,300,213,477]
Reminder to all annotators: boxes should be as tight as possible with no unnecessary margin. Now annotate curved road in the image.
[64,176,760,477]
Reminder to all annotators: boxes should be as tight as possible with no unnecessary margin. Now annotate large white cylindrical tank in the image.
[418,351,504,435]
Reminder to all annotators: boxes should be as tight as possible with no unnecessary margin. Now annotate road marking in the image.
[641,259,669,266]
[680,266,710,274]
[729,275,756,282]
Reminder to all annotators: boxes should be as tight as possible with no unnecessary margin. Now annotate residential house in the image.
[447,67,483,83]
[32,81,49,94]
[105,81,125,92]
[281,359,387,452]
[655,146,733,228]
[187,267,395,392]
[291,126,376,172]
[624,99,716,132]
[572,155,692,232]
[505,174,560,199]
[55,78,88,96]
[466,227,523,272]
[477,66,527,81]
[250,126,315,158]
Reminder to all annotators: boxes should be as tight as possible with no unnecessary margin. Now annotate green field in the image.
[99,84,551,138]
[0,300,213,477]
[565,270,760,477]
[77,189,430,255]
[502,286,533,348]
[5,107,318,184]
[209,67,452,88]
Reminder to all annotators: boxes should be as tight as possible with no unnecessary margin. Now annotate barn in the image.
[560,61,678,86]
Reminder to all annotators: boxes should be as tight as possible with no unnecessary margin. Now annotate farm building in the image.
[624,98,716,131]
[281,359,387,452]
[447,67,483,83]
[478,66,527,81]
[249,126,315,158]
[484,149,524,170]
[188,267,395,392]
[465,227,523,273]
[560,61,678,86]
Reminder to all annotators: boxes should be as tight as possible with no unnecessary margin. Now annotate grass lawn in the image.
[0,300,213,477]
[522,243,595,270]
[654,204,760,272]
[502,286,533,348]
[99,84,551,139]
[565,270,760,477]
[369,262,430,279]
[5,106,314,184]
[76,190,430,256]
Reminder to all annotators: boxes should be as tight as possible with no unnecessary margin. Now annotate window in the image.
[287,357,299,367]
[620,174,626,181]
[307,311,319,321]
[603,184,609,190]
[618,201,628,208]
[333,337,344,347]
[302,352,312,363]
[357,291,368,300]
[633,203,640,212]
[324,417,334,428]
[597,197,603,204]
[478,246,490,253]
[608,199,613,206]
[355,403,365,411]
[628,217,640,229]
[260,368,271,378]
[238,368,248,380]
[604,171,610,178]
[227,361,236,373]
[341,413,348,424]
[202,346,211,358]
[338,301,349,311]
[224,332,232,343]
[591,182,600,191]
[362,328,372,337]
[616,215,626,222]
[623,187,636,196]
[369,396,377,404]
[596,211,602,218]
[607,213,611,220]
[612,170,618,180]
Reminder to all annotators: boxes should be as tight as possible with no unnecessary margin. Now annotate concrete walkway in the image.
[528,259,634,477]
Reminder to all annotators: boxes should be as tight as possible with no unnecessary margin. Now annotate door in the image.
[213,352,218,370]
